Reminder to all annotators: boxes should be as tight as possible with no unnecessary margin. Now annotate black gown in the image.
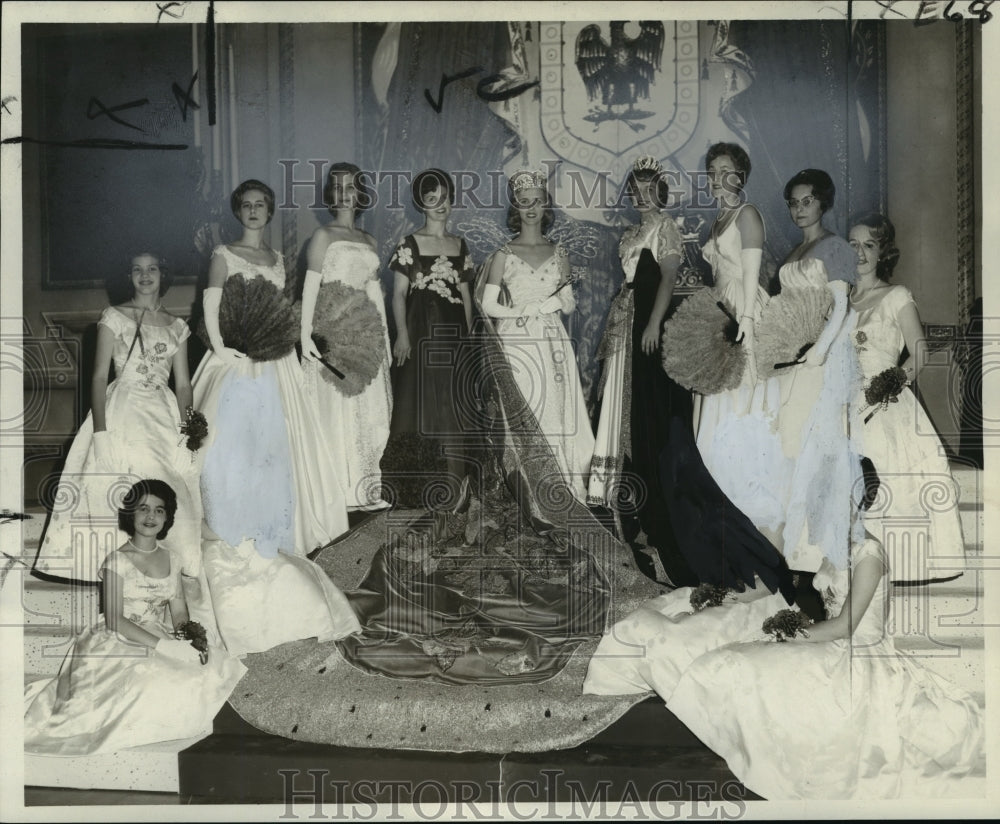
[380,234,475,507]
[603,241,794,601]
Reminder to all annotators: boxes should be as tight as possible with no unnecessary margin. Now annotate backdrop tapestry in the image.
[724,20,887,265]
[354,19,885,397]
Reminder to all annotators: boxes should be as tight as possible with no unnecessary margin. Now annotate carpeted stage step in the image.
[178,698,761,804]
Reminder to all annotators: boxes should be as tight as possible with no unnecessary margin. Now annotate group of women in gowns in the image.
[25,147,981,799]
[584,149,980,799]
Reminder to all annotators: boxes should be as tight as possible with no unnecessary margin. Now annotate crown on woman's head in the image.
[510,169,548,194]
[633,156,663,174]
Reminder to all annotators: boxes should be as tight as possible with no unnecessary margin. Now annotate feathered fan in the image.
[754,288,833,380]
[197,273,298,362]
[662,288,746,395]
[309,280,388,397]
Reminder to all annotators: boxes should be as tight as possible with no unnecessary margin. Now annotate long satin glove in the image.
[299,269,323,361]
[203,287,246,368]
[558,284,576,314]
[804,285,849,367]
[737,247,763,342]
[482,284,535,318]
[538,295,562,314]
[92,430,116,470]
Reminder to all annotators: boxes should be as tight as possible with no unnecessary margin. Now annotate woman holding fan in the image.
[684,143,787,542]
[589,156,793,595]
[757,168,863,574]
[192,179,358,656]
[300,163,392,511]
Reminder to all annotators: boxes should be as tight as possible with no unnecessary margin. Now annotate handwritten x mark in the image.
[172,73,200,121]
[157,2,190,23]
[87,97,149,131]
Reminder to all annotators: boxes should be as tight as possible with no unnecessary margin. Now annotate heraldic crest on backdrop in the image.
[541,21,700,201]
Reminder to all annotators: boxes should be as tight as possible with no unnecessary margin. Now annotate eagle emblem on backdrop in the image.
[538,21,700,191]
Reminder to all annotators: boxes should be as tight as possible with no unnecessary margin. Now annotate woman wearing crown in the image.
[476,170,595,501]
[588,156,794,596]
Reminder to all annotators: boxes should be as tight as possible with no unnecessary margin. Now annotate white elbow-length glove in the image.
[737,247,762,343]
[203,287,245,367]
[299,270,323,361]
[482,284,537,319]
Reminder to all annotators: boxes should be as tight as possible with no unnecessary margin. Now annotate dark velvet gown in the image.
[596,229,795,601]
[379,234,475,507]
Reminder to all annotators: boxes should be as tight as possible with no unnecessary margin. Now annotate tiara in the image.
[510,169,548,194]
[633,156,662,174]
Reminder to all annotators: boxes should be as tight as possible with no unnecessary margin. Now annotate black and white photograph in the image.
[0,1,995,819]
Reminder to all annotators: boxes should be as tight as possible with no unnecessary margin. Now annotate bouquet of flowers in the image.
[762,608,813,642]
[861,366,908,424]
[174,620,209,664]
[662,289,746,394]
[309,280,388,397]
[690,583,732,611]
[197,273,298,362]
[179,407,208,452]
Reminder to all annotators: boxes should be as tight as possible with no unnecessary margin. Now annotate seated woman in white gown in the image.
[584,536,984,800]
[847,213,966,582]
[478,169,595,501]
[666,537,984,800]
[25,480,246,756]
[192,179,360,656]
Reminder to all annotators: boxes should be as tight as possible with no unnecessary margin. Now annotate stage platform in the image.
[175,696,760,805]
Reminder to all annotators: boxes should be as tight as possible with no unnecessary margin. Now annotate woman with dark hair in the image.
[192,179,359,656]
[761,168,863,574]
[478,169,594,500]
[335,171,625,687]
[25,480,246,756]
[35,251,205,593]
[300,163,391,510]
[587,156,794,595]
[848,213,965,581]
[380,168,475,512]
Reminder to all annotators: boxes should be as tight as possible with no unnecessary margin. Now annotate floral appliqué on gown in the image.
[35,307,202,582]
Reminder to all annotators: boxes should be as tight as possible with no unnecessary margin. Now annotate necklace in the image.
[850,282,889,306]
[126,539,160,554]
[131,299,162,314]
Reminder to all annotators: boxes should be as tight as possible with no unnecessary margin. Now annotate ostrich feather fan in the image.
[662,288,746,395]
